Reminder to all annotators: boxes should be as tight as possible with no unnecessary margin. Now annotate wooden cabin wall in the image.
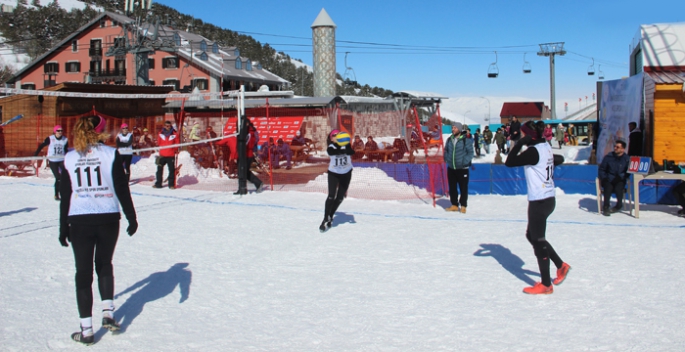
[652,83,685,163]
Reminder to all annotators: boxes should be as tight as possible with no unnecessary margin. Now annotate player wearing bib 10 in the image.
[115,123,134,182]
[320,130,355,232]
[505,120,570,295]
[35,125,69,200]
[59,115,138,345]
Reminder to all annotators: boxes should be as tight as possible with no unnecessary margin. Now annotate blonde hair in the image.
[73,116,110,153]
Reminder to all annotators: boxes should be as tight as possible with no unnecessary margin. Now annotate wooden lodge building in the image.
[498,102,551,124]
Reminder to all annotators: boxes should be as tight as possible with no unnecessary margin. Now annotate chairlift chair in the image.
[343,52,358,86]
[587,58,595,76]
[488,51,499,78]
[522,53,532,74]
[598,64,604,80]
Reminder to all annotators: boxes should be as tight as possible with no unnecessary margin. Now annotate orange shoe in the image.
[460,206,467,214]
[445,205,460,212]
[553,263,571,285]
[523,282,553,295]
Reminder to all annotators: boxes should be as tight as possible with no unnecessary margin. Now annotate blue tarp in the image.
[356,162,682,205]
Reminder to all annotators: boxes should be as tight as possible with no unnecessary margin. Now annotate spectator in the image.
[494,128,507,154]
[509,116,522,143]
[503,124,511,153]
[504,120,569,295]
[482,126,493,154]
[555,124,565,149]
[543,124,554,147]
[59,114,137,345]
[429,125,441,141]
[628,122,643,156]
[260,137,277,166]
[673,179,685,217]
[568,124,577,146]
[115,123,134,182]
[443,122,474,213]
[364,136,379,161]
[152,121,179,189]
[276,138,293,170]
[351,135,365,160]
[188,121,202,142]
[291,130,306,146]
[35,124,69,200]
[392,138,408,162]
[598,140,630,216]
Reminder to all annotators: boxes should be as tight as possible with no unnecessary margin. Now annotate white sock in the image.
[102,300,115,318]
[80,317,93,336]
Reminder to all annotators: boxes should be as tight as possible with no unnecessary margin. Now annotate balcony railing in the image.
[89,68,126,77]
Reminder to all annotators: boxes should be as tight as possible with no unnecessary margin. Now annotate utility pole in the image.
[537,42,566,119]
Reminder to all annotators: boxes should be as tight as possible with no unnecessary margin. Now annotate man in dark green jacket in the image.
[444,122,474,213]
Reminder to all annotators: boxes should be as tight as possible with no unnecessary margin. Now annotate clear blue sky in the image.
[156,0,683,116]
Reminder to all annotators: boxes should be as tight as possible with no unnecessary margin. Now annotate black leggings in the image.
[121,155,132,179]
[48,161,64,196]
[526,197,563,287]
[325,170,352,219]
[70,222,119,318]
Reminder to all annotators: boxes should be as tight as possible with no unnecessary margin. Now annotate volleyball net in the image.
[0,88,449,202]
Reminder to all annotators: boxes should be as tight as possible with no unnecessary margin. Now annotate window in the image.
[65,62,81,73]
[112,20,118,27]
[100,19,106,28]
[71,40,78,52]
[256,63,262,70]
[89,39,102,56]
[246,59,252,71]
[44,62,59,73]
[113,37,125,48]
[200,40,207,52]
[235,59,242,70]
[174,33,181,46]
[114,59,125,75]
[21,83,36,90]
[193,78,208,90]
[162,79,180,90]
[212,43,219,54]
[148,79,155,86]
[162,57,178,69]
[199,52,208,61]
[234,48,240,57]
[90,60,101,74]
[148,58,155,69]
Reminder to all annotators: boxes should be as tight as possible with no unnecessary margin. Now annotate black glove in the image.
[59,225,70,247]
[127,218,138,236]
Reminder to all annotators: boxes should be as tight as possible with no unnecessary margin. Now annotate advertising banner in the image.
[597,73,643,163]
[223,117,304,143]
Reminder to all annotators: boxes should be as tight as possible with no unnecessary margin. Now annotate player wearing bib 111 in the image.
[35,125,69,200]
[320,130,355,232]
[59,115,138,345]
[115,123,134,182]
[505,120,570,295]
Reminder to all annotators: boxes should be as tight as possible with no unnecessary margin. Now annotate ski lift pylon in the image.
[587,58,595,76]
[488,51,499,78]
[522,53,532,74]
[343,52,357,86]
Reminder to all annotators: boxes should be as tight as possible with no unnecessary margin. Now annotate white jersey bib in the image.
[328,143,353,174]
[48,135,68,162]
[64,145,120,216]
[524,143,556,201]
[116,133,134,155]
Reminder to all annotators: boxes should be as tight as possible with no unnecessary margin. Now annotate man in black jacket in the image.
[509,116,522,143]
[598,140,631,216]
[628,122,643,156]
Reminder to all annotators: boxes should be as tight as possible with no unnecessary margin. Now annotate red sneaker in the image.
[553,263,571,285]
[523,282,553,295]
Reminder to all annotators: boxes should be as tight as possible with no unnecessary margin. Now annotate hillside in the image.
[0,0,393,97]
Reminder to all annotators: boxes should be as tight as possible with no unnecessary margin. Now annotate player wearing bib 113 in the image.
[505,120,570,295]
[35,125,69,200]
[59,115,138,345]
[320,130,355,232]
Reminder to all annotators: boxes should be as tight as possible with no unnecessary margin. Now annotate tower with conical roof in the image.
[311,8,336,97]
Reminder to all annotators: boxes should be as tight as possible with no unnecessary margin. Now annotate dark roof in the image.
[499,102,546,117]
[645,70,685,84]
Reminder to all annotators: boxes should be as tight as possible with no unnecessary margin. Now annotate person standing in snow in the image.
[444,122,474,213]
[59,114,137,345]
[152,121,179,189]
[115,123,134,181]
[35,125,69,200]
[320,129,355,232]
[628,122,643,157]
[505,120,570,295]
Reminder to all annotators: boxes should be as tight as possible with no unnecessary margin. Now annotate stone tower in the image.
[311,8,336,97]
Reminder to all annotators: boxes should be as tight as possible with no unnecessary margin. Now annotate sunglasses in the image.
[55,130,63,132]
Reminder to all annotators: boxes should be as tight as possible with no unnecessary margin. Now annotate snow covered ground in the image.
[1,167,685,351]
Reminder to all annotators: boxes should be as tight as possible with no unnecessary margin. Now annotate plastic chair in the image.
[595,176,633,215]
